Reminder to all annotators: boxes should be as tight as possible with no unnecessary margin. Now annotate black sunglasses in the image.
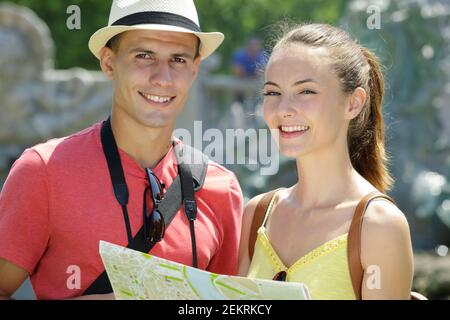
[143,168,165,244]
[273,271,287,282]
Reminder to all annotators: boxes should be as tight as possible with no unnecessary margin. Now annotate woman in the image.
[238,23,414,300]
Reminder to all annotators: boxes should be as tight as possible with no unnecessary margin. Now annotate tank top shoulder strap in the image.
[261,190,281,228]
[248,188,284,258]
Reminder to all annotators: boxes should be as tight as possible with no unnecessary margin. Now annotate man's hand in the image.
[0,257,29,299]
[0,257,116,300]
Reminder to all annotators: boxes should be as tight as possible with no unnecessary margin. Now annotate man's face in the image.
[101,30,201,129]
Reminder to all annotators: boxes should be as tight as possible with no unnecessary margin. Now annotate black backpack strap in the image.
[153,143,208,227]
[100,118,133,245]
[83,120,208,295]
[173,142,208,191]
[178,162,198,268]
[170,142,207,268]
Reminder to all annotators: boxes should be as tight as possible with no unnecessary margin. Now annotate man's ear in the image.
[345,87,367,120]
[191,56,202,80]
[99,47,115,80]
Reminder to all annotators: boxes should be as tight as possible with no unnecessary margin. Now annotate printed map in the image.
[99,241,310,300]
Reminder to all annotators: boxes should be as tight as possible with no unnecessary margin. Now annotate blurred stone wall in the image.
[0,3,113,182]
[340,0,450,250]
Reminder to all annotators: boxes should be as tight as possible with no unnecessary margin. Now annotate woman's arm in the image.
[237,194,265,277]
[361,200,414,300]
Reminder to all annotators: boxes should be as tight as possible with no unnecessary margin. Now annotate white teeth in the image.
[281,125,309,133]
[141,92,172,103]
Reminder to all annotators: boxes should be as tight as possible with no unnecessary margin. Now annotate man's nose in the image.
[150,62,173,87]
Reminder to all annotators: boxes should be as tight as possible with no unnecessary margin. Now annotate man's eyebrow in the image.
[128,48,155,54]
[127,48,194,60]
[172,52,195,60]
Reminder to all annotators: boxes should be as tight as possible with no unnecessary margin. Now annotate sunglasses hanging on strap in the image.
[84,117,208,295]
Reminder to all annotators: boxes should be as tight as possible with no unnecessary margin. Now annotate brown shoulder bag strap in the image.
[248,189,281,259]
[347,191,395,300]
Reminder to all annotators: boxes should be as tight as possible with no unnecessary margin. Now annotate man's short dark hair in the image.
[106,33,201,59]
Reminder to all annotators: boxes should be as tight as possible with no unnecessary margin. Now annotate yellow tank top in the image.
[247,192,356,300]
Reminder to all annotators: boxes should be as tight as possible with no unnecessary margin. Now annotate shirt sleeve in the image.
[232,50,244,66]
[206,175,243,275]
[0,148,50,274]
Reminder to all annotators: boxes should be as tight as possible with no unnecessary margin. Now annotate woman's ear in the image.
[345,87,367,120]
[99,47,115,80]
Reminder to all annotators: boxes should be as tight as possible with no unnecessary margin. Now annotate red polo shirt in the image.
[0,122,243,299]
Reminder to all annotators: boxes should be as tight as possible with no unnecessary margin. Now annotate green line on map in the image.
[120,289,134,297]
[165,276,184,282]
[183,266,200,297]
[215,281,246,295]
[160,263,181,271]
[210,274,218,287]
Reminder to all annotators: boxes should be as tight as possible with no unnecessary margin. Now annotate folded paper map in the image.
[99,241,310,300]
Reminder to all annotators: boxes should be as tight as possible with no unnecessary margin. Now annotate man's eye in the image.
[173,57,186,64]
[136,53,152,59]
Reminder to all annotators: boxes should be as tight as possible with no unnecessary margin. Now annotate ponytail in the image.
[348,48,393,192]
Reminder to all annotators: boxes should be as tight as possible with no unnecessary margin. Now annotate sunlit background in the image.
[1,0,449,299]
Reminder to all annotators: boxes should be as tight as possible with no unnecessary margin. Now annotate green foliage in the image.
[10,0,111,70]
[196,0,346,72]
[9,0,346,71]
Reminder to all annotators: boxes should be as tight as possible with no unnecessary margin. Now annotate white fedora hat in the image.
[88,0,224,60]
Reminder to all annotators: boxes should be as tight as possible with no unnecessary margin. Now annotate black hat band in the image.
[112,11,201,33]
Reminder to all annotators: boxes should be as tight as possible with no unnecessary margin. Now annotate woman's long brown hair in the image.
[273,23,393,192]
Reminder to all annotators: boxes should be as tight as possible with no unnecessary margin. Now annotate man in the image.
[0,0,243,300]
[231,36,267,106]
[232,36,266,79]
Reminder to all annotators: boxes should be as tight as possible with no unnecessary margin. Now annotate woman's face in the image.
[263,43,352,159]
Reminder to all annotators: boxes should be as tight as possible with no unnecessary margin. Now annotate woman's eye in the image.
[300,89,316,95]
[263,91,280,96]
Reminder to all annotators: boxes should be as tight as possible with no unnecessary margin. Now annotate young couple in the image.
[0,0,413,300]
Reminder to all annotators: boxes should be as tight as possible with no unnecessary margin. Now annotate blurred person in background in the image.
[232,36,267,104]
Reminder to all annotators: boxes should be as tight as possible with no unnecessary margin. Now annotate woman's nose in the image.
[277,96,297,118]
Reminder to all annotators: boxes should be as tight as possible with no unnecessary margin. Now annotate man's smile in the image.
[138,91,176,104]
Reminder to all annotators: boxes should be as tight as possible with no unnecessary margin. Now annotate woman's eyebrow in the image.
[292,78,317,86]
[264,81,280,87]
[264,78,317,87]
